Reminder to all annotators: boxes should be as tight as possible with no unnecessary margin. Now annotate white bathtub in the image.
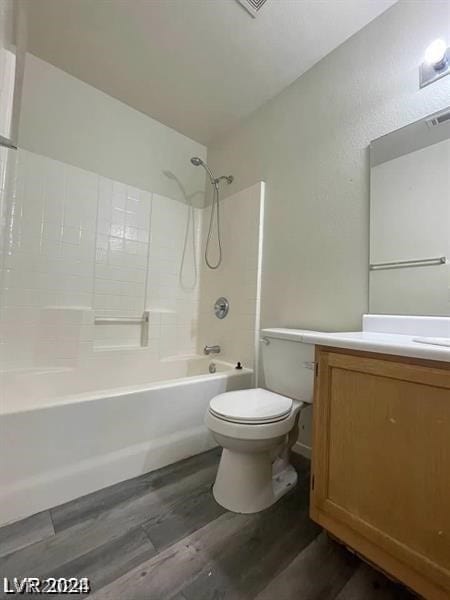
[0,358,252,526]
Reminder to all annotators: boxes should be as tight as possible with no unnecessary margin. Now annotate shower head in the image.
[190,156,217,186]
[190,157,234,187]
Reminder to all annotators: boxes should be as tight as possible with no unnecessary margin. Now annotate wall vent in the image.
[426,109,450,128]
[236,0,269,18]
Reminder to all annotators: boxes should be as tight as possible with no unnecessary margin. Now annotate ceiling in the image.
[25,0,397,145]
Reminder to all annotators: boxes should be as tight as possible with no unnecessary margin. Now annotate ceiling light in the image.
[420,39,449,88]
[424,39,447,68]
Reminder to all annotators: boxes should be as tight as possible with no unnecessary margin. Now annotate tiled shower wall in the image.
[0,149,202,370]
[0,146,263,385]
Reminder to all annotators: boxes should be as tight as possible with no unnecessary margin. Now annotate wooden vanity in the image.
[310,346,450,600]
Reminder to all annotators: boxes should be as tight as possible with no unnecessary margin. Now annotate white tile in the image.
[62,225,82,245]
[1,149,209,368]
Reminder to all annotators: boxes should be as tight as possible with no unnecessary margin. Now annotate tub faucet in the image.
[204,345,221,355]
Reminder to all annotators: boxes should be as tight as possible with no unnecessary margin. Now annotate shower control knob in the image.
[214,297,229,319]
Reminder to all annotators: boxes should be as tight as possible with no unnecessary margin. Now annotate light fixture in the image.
[420,38,450,88]
[425,39,447,68]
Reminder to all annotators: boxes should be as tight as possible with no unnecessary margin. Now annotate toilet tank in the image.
[260,329,316,403]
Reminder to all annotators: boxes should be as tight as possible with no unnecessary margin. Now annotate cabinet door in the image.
[311,349,450,599]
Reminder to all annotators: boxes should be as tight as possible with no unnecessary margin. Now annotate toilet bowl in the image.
[205,388,304,513]
[205,331,316,514]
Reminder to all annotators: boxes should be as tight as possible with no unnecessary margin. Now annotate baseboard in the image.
[292,441,312,459]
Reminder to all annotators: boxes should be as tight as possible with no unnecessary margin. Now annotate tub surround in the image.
[198,181,264,375]
[0,149,204,372]
[0,149,264,404]
[262,314,450,363]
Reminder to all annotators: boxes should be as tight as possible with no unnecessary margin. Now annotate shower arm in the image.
[215,175,234,185]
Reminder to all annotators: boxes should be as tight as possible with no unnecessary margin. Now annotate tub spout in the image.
[204,345,221,355]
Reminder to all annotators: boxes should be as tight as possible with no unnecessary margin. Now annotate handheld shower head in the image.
[190,156,233,187]
[189,157,233,271]
[190,156,217,186]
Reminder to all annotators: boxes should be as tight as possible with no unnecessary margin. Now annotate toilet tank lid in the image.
[209,388,293,423]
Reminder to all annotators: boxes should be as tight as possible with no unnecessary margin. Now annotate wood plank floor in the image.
[0,449,417,599]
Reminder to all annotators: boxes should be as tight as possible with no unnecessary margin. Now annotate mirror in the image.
[369,108,450,316]
[0,0,25,149]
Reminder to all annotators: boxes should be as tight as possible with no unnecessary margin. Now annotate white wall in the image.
[207,0,450,332]
[18,54,207,204]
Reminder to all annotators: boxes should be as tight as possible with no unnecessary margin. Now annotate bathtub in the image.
[0,357,252,526]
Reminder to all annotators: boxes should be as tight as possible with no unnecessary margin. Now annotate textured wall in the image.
[207,0,450,332]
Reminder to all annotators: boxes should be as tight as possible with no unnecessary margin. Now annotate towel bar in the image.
[370,256,446,271]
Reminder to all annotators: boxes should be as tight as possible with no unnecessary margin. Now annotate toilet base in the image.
[272,462,298,502]
[212,449,298,514]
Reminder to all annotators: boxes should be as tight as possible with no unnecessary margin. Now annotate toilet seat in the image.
[209,388,293,425]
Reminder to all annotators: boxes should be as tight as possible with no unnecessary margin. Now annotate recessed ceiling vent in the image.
[236,0,269,18]
[426,109,450,128]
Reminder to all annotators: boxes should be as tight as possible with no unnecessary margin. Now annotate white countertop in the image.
[262,315,450,363]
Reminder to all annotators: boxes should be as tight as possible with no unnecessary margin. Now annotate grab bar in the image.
[94,311,149,347]
[370,256,446,271]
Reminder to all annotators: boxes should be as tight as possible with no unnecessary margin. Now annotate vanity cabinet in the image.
[310,347,450,600]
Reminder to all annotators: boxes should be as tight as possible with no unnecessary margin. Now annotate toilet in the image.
[205,332,315,513]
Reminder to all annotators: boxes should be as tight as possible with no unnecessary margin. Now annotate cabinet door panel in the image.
[311,349,450,597]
